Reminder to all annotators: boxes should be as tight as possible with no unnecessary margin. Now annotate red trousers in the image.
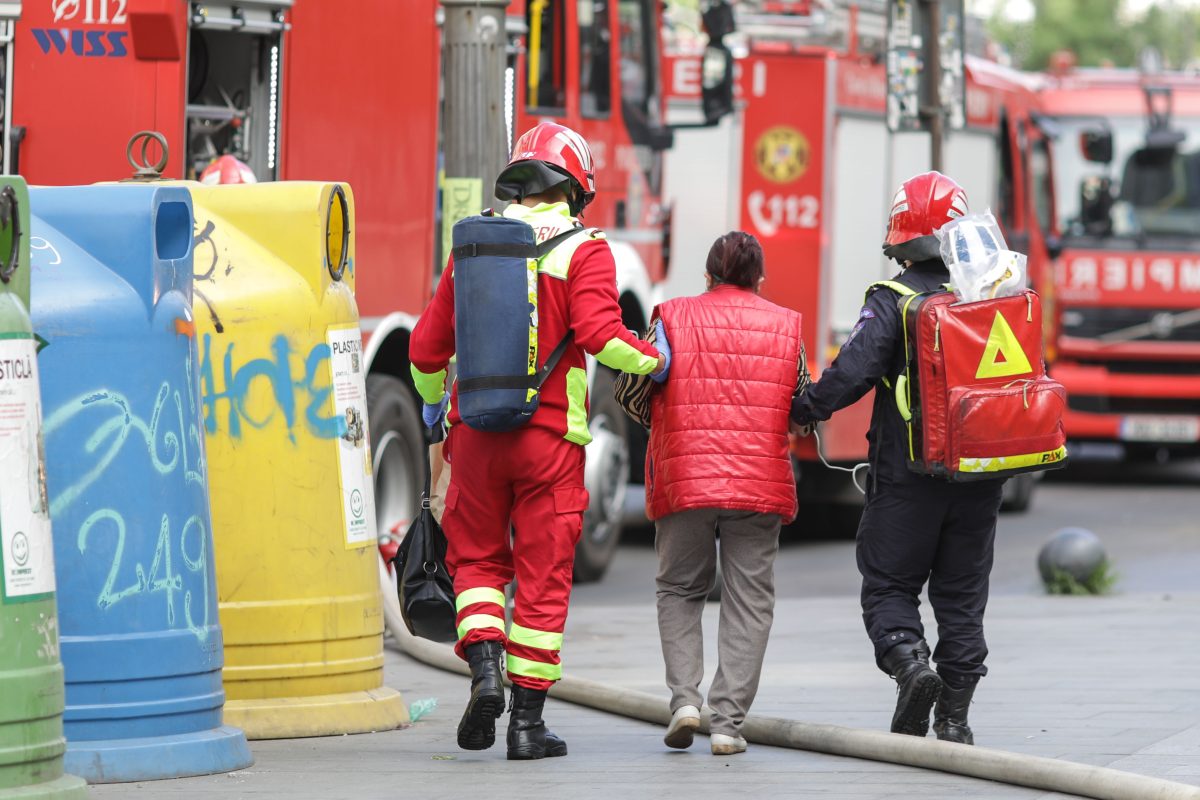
[441,424,588,690]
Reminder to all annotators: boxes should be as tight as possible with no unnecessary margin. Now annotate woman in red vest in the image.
[646,232,808,756]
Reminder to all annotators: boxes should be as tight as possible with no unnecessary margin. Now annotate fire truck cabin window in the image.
[579,0,612,118]
[1030,138,1054,234]
[527,0,566,111]
[1055,115,1200,240]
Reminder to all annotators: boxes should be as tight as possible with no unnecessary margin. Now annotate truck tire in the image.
[1000,472,1036,513]
[368,373,426,545]
[575,367,629,583]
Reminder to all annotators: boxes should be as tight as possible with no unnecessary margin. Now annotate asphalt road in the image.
[574,458,1200,606]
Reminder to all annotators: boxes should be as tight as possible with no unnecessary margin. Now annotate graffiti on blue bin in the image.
[43,366,213,641]
[46,381,205,515]
[200,333,343,444]
[75,510,211,637]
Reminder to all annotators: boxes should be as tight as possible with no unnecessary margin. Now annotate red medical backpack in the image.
[878,283,1068,481]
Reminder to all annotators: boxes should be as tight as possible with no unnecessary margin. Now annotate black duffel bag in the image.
[392,425,458,643]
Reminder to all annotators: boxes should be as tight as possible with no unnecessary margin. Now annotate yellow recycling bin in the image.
[188,182,408,739]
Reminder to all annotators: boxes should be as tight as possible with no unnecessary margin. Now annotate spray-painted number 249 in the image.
[747,191,819,237]
[52,0,128,25]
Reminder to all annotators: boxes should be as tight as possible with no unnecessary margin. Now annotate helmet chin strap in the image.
[883,234,942,264]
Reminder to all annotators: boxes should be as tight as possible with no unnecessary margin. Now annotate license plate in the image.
[1119,415,1200,443]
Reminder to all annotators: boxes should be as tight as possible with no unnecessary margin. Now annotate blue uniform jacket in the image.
[791,259,953,487]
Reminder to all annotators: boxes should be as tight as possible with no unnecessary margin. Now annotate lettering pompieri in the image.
[1059,254,1200,300]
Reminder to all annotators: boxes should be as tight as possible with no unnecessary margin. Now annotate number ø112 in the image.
[83,0,128,25]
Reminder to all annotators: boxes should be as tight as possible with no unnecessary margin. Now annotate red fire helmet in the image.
[199,155,257,186]
[884,171,968,246]
[495,122,596,210]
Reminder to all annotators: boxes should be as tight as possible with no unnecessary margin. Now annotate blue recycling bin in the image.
[29,185,252,783]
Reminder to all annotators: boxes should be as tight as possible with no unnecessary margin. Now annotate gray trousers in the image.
[655,507,781,737]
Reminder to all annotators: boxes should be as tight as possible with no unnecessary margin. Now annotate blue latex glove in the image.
[422,393,449,428]
[651,319,671,384]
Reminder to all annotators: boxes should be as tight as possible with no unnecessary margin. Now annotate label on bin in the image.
[328,325,376,549]
[0,334,56,601]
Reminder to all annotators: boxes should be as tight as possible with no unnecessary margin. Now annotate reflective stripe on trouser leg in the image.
[507,623,565,685]
[508,428,587,690]
[455,586,507,643]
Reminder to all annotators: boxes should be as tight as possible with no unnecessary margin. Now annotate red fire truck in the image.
[9,0,730,580]
[1038,67,1200,462]
[660,2,1056,520]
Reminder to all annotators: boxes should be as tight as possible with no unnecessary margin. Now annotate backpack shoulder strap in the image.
[535,224,586,258]
[865,279,918,303]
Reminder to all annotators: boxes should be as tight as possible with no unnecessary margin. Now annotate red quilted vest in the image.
[646,285,803,522]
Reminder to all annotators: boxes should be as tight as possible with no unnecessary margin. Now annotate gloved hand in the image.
[790,420,814,438]
[422,393,449,429]
[651,319,671,384]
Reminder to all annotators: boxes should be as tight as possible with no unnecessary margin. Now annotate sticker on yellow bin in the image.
[0,333,56,601]
[327,323,376,549]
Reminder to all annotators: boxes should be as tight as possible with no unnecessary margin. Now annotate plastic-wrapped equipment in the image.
[935,211,1027,303]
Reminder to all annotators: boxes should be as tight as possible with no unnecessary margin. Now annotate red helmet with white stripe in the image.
[495,122,596,212]
[884,171,968,246]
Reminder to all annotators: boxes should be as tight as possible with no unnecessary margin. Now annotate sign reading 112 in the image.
[52,0,129,25]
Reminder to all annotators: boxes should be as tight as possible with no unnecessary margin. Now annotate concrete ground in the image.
[88,459,1200,799]
[88,590,1200,800]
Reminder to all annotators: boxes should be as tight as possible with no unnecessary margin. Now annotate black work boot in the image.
[457,641,506,750]
[933,676,976,745]
[880,640,944,736]
[507,684,568,760]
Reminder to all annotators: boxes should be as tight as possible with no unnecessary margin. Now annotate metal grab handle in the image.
[0,186,21,284]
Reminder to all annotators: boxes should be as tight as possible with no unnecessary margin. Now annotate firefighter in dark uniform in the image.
[791,172,1003,745]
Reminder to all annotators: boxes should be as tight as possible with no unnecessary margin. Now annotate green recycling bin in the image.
[0,177,87,799]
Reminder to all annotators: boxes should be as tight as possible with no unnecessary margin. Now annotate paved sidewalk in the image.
[90,592,1200,799]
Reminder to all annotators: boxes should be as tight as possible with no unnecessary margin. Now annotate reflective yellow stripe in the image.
[564,366,591,445]
[538,230,595,280]
[959,447,1067,474]
[410,365,447,405]
[507,654,562,682]
[509,623,563,651]
[455,587,506,613]
[595,337,657,374]
[867,280,917,303]
[456,614,506,641]
[501,204,596,281]
[526,254,539,403]
[900,293,922,462]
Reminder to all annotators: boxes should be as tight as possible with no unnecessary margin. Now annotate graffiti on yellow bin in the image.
[199,333,345,444]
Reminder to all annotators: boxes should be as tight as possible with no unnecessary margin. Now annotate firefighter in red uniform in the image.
[409,122,666,760]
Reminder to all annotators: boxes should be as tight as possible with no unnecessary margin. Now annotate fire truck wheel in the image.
[576,367,629,583]
[368,373,426,550]
[1000,472,1036,513]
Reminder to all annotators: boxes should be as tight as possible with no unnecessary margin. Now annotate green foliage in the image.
[1043,558,1119,596]
[988,0,1200,71]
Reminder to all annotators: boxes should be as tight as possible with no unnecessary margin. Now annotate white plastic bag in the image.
[934,211,1027,303]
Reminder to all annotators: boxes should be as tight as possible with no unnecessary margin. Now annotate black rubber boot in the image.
[880,640,944,737]
[457,641,506,751]
[933,676,976,745]
[507,684,568,760]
